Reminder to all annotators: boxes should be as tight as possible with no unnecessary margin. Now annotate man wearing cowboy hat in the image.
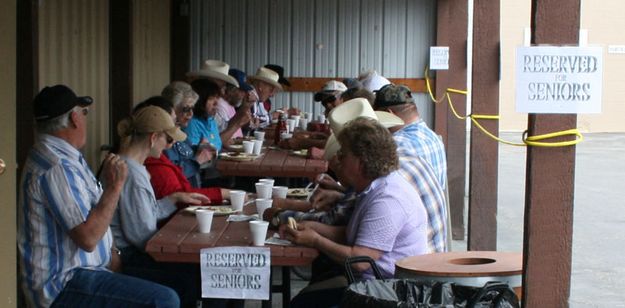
[247,66,283,129]
[273,98,448,253]
[188,60,254,145]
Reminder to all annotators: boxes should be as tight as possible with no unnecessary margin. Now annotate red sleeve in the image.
[146,163,186,200]
[191,187,223,205]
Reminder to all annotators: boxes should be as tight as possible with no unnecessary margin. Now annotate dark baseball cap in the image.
[228,68,253,91]
[373,84,414,108]
[33,85,93,122]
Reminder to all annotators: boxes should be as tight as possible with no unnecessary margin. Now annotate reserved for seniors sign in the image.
[515,46,603,114]
[200,247,271,300]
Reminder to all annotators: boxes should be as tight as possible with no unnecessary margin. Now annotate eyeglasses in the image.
[81,108,89,116]
[181,106,193,114]
[165,134,174,144]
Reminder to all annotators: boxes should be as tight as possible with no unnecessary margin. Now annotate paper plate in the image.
[184,205,238,216]
[287,188,311,198]
[219,152,259,161]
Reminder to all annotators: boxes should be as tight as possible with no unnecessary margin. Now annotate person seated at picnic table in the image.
[214,68,253,146]
[184,79,224,151]
[18,85,180,308]
[247,66,283,129]
[134,96,231,206]
[160,81,214,188]
[281,117,428,307]
[111,105,211,307]
[273,98,448,253]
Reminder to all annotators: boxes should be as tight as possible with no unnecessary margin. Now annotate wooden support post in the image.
[171,0,191,81]
[468,0,500,250]
[523,1,580,306]
[435,0,468,240]
[109,0,133,148]
[16,0,38,180]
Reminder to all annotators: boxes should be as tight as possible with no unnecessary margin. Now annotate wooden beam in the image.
[523,1,580,306]
[109,0,133,148]
[171,0,190,81]
[16,0,38,182]
[435,0,468,240]
[285,77,432,93]
[467,0,500,250]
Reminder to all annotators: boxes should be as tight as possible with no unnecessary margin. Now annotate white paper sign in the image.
[430,46,449,70]
[200,247,271,300]
[515,46,603,114]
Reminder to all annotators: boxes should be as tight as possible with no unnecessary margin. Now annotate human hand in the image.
[280,221,319,247]
[195,147,214,165]
[315,173,345,192]
[170,192,211,205]
[108,247,122,272]
[310,188,344,212]
[101,153,128,191]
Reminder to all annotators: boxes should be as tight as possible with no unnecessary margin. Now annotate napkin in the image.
[226,214,259,222]
[265,233,293,246]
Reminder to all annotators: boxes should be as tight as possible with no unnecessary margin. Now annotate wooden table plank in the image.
[178,211,231,253]
[145,212,197,254]
[216,149,327,179]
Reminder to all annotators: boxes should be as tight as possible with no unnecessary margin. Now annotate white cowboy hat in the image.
[323,98,404,160]
[247,67,283,90]
[187,60,239,87]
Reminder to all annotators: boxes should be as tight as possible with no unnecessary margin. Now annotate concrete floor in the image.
[248,132,625,307]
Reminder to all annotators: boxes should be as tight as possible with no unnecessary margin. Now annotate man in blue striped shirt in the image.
[374,85,449,252]
[374,84,448,188]
[18,85,179,308]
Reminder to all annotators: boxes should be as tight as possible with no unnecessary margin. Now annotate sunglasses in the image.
[81,108,89,116]
[165,134,174,144]
[181,106,193,114]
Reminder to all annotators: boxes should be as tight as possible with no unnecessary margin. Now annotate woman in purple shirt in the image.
[282,117,428,307]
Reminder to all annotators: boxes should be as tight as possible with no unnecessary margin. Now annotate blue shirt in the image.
[111,157,177,250]
[396,156,448,253]
[346,172,428,279]
[18,134,113,308]
[164,140,201,188]
[393,119,447,188]
[184,115,222,151]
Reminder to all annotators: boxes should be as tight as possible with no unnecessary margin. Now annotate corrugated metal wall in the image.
[189,0,437,124]
[132,0,171,105]
[38,0,110,169]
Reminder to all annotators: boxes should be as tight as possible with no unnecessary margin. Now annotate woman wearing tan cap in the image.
[111,102,210,307]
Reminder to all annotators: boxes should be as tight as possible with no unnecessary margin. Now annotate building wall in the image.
[189,0,437,126]
[132,0,171,105]
[38,0,110,168]
[0,0,16,305]
[500,0,625,132]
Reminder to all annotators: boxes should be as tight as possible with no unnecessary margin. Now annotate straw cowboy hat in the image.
[187,60,239,87]
[247,67,283,90]
[323,98,404,160]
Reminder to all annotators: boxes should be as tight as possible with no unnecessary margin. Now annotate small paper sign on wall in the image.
[515,46,603,114]
[200,247,271,300]
[430,46,449,70]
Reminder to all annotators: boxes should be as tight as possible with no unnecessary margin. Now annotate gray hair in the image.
[35,106,82,134]
[162,81,199,107]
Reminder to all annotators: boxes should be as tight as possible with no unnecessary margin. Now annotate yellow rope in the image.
[423,67,583,147]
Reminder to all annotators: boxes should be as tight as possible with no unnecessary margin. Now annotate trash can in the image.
[340,256,519,308]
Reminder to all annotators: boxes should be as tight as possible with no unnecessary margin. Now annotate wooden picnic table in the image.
[145,204,319,307]
[217,148,328,179]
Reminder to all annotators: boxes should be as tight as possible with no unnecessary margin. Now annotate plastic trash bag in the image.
[340,256,519,308]
[341,280,519,308]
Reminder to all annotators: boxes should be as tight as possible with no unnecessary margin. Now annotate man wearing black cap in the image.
[18,85,180,307]
[373,84,447,188]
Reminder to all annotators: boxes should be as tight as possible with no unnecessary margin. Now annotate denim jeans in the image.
[50,268,179,308]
